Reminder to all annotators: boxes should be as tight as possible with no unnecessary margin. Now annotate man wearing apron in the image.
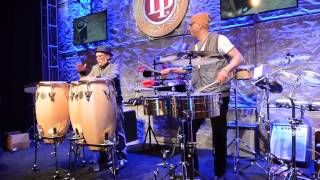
[161,13,245,179]
[77,45,127,170]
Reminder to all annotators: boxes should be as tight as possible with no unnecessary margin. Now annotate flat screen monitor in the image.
[220,0,298,19]
[73,11,107,45]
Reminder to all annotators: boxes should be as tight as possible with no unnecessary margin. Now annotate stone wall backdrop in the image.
[57,0,320,155]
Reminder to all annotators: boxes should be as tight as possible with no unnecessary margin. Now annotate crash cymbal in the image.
[300,70,320,87]
[267,54,311,67]
[275,71,298,86]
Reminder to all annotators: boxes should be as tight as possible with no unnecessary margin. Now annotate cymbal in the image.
[267,54,311,67]
[300,70,320,87]
[275,71,298,86]
[177,50,222,58]
[159,51,222,66]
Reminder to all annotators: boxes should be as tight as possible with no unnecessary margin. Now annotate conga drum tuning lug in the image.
[48,92,56,102]
[35,92,40,101]
[103,90,110,100]
[85,91,92,101]
[70,92,75,100]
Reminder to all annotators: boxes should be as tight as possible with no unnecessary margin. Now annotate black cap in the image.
[95,45,113,56]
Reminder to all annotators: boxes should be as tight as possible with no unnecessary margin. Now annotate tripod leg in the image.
[150,125,159,146]
[32,134,39,171]
[53,139,59,179]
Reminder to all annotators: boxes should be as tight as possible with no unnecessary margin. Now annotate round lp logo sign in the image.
[134,0,189,37]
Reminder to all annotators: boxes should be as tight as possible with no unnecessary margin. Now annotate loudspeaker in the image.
[270,123,311,164]
[123,110,137,143]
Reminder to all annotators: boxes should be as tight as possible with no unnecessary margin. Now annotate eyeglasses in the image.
[189,22,199,27]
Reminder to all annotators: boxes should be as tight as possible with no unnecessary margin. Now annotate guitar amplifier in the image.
[270,123,311,165]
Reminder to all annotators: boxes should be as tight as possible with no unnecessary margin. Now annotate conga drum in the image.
[35,81,70,143]
[69,81,83,137]
[78,78,117,150]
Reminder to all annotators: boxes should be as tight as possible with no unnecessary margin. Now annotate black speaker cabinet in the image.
[270,123,311,165]
[123,110,137,143]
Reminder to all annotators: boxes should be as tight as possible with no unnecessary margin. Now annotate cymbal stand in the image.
[228,75,257,173]
[182,52,196,179]
[142,113,160,149]
[284,75,311,180]
[240,74,275,179]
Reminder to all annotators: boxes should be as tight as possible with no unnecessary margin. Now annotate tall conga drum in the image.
[35,81,70,143]
[78,78,117,150]
[69,81,83,137]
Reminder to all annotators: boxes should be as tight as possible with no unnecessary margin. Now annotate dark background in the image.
[1,0,41,136]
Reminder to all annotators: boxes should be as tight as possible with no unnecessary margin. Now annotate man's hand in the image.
[160,68,171,75]
[76,63,87,72]
[216,69,230,84]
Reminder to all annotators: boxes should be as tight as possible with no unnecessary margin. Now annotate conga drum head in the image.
[35,81,70,143]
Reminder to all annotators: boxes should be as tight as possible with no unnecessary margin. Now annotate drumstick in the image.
[194,80,220,94]
[137,61,161,73]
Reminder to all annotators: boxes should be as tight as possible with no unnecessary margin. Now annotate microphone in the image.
[143,70,161,77]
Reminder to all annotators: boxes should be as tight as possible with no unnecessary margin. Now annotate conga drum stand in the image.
[32,127,64,179]
[65,133,85,180]
[74,138,117,179]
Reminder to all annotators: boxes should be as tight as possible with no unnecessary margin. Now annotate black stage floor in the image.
[0,140,316,180]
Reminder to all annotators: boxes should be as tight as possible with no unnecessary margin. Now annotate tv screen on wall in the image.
[220,0,298,19]
[73,11,107,45]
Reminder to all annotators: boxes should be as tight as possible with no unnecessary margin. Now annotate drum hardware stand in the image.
[227,73,257,173]
[65,130,86,180]
[142,58,160,150]
[155,52,196,180]
[142,114,160,149]
[181,51,197,179]
[32,127,64,179]
[240,74,276,179]
[74,134,117,180]
[282,75,311,180]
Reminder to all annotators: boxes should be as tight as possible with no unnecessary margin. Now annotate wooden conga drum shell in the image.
[69,81,83,137]
[79,79,117,151]
[35,81,70,143]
